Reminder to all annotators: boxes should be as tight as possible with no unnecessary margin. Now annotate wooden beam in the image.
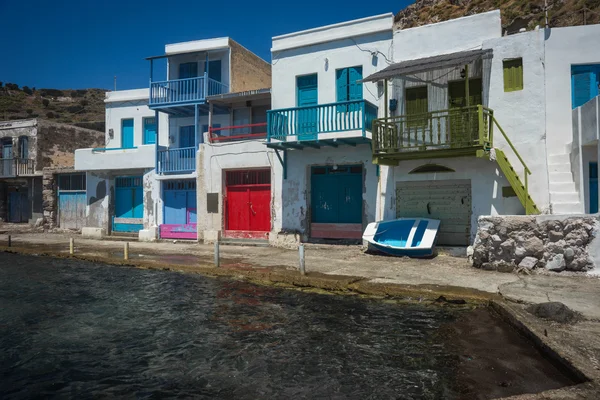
[301,142,320,149]
[338,139,356,147]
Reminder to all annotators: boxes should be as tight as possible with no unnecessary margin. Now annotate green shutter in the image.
[503,59,523,92]
[406,86,428,127]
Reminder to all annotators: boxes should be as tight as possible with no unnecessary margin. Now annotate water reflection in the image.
[1,253,460,399]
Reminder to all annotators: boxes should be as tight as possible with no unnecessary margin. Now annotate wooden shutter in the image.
[406,86,428,127]
[336,68,349,102]
[572,68,596,109]
[503,59,523,92]
[349,66,363,100]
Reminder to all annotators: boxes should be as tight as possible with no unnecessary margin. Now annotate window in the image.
[572,64,600,109]
[18,136,28,159]
[405,86,428,127]
[143,117,156,145]
[58,173,86,192]
[336,66,363,110]
[503,58,523,92]
[179,62,198,79]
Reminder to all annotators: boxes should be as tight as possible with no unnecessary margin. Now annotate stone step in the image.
[549,172,575,183]
[219,238,270,247]
[550,192,581,203]
[548,154,571,165]
[552,202,583,214]
[548,163,572,173]
[549,182,577,193]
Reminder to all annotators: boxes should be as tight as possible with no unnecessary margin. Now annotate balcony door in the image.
[296,74,318,140]
[2,139,13,176]
[448,79,482,148]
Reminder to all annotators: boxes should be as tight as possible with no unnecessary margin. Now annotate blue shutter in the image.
[572,65,600,109]
[349,66,363,101]
[179,62,198,79]
[143,118,156,145]
[336,68,349,102]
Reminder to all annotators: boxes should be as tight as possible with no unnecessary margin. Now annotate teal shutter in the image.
[572,71,594,109]
[143,117,156,145]
[349,66,363,100]
[336,68,349,102]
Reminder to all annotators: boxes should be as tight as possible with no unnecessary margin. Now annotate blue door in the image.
[9,191,27,223]
[179,126,195,148]
[122,119,134,149]
[114,176,143,232]
[162,180,197,239]
[591,162,598,213]
[58,191,86,229]
[296,74,318,139]
[311,165,362,224]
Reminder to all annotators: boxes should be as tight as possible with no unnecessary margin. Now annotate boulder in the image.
[548,230,564,242]
[526,302,580,324]
[518,256,538,270]
[545,254,566,272]
[563,247,575,262]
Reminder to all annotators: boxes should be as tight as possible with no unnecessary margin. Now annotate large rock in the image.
[548,230,564,242]
[518,256,538,270]
[545,254,566,272]
[526,302,580,324]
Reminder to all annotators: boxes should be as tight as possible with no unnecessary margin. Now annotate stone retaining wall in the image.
[472,215,600,272]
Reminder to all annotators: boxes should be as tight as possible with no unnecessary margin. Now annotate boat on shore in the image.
[362,218,441,257]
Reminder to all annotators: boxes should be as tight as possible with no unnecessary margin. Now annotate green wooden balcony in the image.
[372,105,492,163]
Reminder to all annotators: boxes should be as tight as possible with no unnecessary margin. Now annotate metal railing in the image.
[149,74,228,106]
[372,105,491,155]
[209,122,267,143]
[267,99,378,141]
[0,158,35,177]
[157,147,196,174]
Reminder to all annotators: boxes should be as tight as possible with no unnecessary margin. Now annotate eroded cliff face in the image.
[395,0,599,33]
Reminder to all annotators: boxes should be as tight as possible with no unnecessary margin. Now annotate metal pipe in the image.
[69,238,74,255]
[299,244,305,275]
[214,241,220,268]
[384,79,388,119]
[8,235,11,247]
[124,242,129,260]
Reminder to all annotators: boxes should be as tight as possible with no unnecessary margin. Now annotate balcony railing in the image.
[149,74,228,106]
[157,147,196,174]
[372,105,491,161]
[209,122,267,143]
[0,158,35,178]
[267,99,378,142]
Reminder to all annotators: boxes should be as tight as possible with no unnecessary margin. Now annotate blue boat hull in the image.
[368,241,435,257]
[363,218,440,258]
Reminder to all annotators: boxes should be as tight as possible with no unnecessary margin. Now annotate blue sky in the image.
[0,0,411,91]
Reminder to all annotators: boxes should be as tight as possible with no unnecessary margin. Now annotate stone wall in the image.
[42,169,57,229]
[229,39,271,93]
[472,215,599,272]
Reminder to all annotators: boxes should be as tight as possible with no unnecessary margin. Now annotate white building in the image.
[267,13,393,243]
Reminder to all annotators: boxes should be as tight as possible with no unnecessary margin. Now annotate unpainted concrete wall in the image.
[229,39,271,93]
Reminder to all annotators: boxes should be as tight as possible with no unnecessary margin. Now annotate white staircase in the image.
[547,153,583,214]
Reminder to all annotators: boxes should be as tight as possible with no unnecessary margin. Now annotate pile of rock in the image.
[472,215,598,272]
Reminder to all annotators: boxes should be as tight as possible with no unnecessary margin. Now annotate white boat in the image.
[362,218,441,257]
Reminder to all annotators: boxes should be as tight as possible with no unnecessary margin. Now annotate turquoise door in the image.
[311,165,362,224]
[591,162,598,213]
[296,74,318,139]
[114,176,143,232]
[121,119,134,149]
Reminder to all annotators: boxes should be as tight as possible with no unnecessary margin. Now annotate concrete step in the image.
[548,163,572,173]
[549,182,577,193]
[548,154,571,165]
[550,192,581,203]
[110,232,138,239]
[549,172,575,183]
[552,202,583,214]
[219,238,270,247]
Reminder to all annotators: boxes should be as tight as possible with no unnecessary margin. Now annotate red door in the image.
[225,170,271,238]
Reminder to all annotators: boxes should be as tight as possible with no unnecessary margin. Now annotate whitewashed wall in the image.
[197,139,278,239]
[482,29,550,211]
[275,145,377,235]
[545,24,600,155]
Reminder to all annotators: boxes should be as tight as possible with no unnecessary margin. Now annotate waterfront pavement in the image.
[1,229,598,320]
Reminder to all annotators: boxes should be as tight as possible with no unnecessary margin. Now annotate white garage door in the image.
[396,180,472,246]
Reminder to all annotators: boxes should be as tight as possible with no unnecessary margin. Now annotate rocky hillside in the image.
[0,84,107,131]
[396,0,600,32]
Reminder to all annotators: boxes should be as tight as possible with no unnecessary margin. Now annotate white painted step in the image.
[550,192,581,203]
[549,172,575,183]
[549,182,578,192]
[548,154,571,164]
[552,202,583,214]
[548,163,572,173]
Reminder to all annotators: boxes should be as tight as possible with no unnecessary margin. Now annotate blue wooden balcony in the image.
[149,74,228,112]
[157,147,196,175]
[266,99,378,149]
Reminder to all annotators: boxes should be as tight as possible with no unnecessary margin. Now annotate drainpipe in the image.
[384,79,388,119]
[465,64,470,107]
[154,111,159,173]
